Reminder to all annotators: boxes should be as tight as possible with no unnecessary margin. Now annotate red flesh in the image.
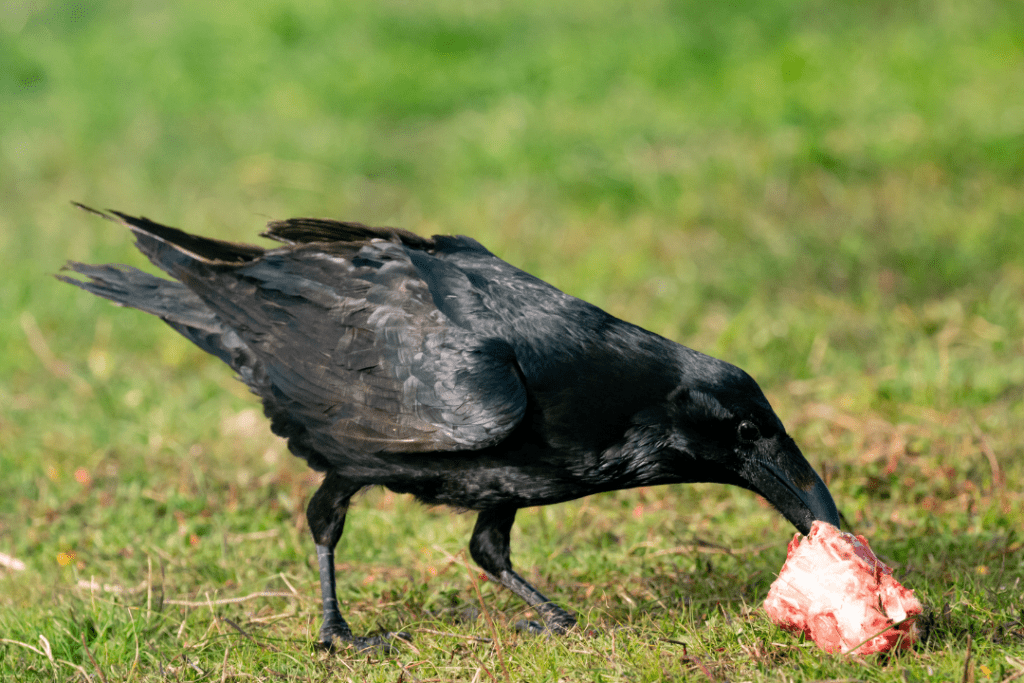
[763,521,922,655]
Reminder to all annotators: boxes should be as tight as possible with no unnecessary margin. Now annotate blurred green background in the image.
[1,0,1022,680]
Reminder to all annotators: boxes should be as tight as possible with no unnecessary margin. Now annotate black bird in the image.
[60,206,841,651]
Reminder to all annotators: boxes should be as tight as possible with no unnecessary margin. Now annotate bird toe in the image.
[317,630,411,654]
[513,619,549,636]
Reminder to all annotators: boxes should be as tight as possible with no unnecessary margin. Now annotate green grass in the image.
[2,0,1023,680]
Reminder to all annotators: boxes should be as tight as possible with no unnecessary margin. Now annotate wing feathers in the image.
[71,208,529,460]
[262,217,435,250]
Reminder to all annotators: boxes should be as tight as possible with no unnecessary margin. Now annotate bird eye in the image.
[738,421,760,443]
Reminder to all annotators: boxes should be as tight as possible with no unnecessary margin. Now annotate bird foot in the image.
[514,619,548,636]
[513,617,576,636]
[316,628,412,654]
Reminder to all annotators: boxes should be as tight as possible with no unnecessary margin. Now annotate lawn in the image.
[1,0,1022,680]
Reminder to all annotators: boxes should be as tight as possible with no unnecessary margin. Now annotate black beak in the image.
[762,461,841,534]
[743,438,841,535]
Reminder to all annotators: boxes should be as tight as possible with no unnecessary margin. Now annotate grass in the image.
[2,0,1023,680]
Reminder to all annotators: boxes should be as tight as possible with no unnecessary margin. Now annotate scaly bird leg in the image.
[307,473,408,652]
[469,507,577,634]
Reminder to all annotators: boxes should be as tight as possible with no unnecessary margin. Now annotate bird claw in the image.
[514,619,550,636]
[513,618,577,636]
[317,630,412,654]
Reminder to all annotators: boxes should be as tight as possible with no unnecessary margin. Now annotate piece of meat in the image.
[763,521,922,655]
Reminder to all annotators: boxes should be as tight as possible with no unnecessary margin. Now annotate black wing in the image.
[71,210,529,460]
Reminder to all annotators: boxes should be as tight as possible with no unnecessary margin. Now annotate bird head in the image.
[662,354,841,535]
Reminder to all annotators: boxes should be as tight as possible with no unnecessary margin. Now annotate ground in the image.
[1,0,1022,680]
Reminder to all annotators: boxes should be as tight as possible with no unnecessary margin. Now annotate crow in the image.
[59,205,841,651]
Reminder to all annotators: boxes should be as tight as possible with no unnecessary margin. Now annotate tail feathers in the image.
[73,204,265,278]
[57,262,263,383]
[58,262,218,330]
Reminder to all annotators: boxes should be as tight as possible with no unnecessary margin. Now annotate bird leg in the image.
[307,473,407,652]
[469,507,577,634]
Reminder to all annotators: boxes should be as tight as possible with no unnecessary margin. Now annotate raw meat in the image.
[763,521,922,655]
